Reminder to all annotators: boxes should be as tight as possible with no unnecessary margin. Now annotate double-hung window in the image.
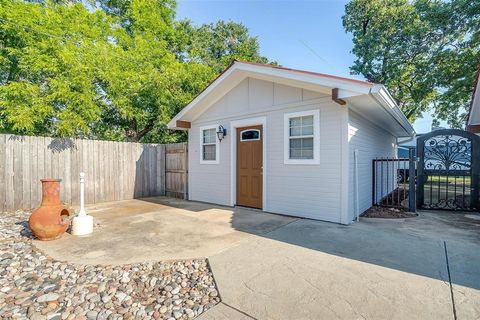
[200,125,219,164]
[284,110,320,164]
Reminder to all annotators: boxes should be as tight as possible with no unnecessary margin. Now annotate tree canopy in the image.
[343,0,480,128]
[0,0,271,142]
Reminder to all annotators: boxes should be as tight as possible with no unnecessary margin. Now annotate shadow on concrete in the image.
[139,196,480,291]
[139,196,220,212]
[139,196,296,236]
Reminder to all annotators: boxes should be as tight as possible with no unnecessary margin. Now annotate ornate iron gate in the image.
[417,129,480,211]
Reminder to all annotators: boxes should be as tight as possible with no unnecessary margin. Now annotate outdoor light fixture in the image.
[216,125,227,142]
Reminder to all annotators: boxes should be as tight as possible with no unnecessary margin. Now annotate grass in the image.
[428,175,471,184]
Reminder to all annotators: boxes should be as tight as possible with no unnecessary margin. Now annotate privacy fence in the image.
[0,134,188,212]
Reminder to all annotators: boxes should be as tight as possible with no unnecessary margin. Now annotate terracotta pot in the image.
[29,179,71,241]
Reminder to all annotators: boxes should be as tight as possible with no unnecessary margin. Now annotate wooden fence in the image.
[165,143,188,199]
[0,134,188,212]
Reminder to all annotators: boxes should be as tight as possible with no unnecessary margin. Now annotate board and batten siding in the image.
[347,110,397,221]
[188,77,348,223]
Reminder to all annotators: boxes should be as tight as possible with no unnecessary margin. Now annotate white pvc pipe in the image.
[72,172,93,236]
[79,172,86,217]
[354,149,360,222]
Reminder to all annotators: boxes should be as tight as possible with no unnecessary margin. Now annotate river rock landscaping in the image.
[0,211,219,320]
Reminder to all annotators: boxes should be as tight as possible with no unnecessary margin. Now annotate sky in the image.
[176,0,448,134]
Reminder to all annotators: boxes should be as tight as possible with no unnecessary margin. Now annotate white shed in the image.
[168,61,415,224]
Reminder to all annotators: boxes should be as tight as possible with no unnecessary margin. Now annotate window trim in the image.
[283,109,320,165]
[200,124,220,164]
[240,129,261,141]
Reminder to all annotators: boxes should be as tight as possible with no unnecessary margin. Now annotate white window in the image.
[200,125,219,164]
[284,109,320,164]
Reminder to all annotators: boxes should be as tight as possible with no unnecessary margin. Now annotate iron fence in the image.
[372,149,416,212]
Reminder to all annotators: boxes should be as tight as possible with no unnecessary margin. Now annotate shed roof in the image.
[168,60,415,137]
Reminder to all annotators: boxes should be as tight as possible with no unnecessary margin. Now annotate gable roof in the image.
[168,60,415,137]
[234,60,374,86]
[467,65,480,133]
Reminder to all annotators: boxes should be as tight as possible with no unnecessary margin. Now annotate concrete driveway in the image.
[35,198,480,319]
[199,211,480,320]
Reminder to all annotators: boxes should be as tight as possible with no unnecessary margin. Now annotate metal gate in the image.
[372,149,417,212]
[417,129,480,211]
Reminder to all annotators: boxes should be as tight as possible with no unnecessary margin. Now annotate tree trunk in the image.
[124,119,154,142]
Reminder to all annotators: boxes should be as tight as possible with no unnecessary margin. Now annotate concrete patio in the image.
[35,197,480,319]
[35,197,296,265]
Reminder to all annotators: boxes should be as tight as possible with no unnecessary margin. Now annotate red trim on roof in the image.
[234,59,375,86]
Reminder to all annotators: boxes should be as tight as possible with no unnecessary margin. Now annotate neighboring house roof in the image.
[467,65,480,133]
[168,60,415,137]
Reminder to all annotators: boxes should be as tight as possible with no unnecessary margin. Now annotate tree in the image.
[176,20,272,73]
[90,0,214,143]
[0,0,273,142]
[0,0,112,137]
[343,0,480,128]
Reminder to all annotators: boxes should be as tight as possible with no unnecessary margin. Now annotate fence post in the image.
[471,134,480,210]
[183,143,188,200]
[372,159,376,206]
[408,148,416,213]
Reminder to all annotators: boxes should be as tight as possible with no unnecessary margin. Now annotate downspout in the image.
[354,149,360,221]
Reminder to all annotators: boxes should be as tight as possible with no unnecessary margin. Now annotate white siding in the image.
[348,110,397,221]
[188,78,347,223]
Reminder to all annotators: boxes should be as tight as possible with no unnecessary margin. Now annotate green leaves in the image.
[0,0,111,137]
[0,82,51,133]
[0,0,272,142]
[176,20,272,73]
[343,0,480,128]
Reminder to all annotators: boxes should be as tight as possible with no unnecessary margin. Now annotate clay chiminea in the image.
[29,179,71,240]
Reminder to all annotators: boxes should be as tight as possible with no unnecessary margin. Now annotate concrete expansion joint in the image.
[220,302,258,320]
[262,218,301,236]
[443,241,457,320]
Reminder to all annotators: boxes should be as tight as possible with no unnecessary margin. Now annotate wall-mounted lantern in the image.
[217,125,227,142]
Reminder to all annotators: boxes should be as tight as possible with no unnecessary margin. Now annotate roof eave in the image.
[168,61,374,129]
[369,84,416,137]
[467,65,480,126]
[167,62,239,129]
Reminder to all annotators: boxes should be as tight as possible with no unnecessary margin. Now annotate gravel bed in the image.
[0,211,220,319]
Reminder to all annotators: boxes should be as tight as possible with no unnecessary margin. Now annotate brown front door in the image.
[236,125,263,209]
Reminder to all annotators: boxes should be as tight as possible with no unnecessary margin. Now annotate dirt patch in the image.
[362,206,417,219]
[380,187,408,207]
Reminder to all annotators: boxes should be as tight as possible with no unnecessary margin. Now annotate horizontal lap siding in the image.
[266,101,343,222]
[189,77,343,222]
[188,126,231,206]
[348,110,397,221]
